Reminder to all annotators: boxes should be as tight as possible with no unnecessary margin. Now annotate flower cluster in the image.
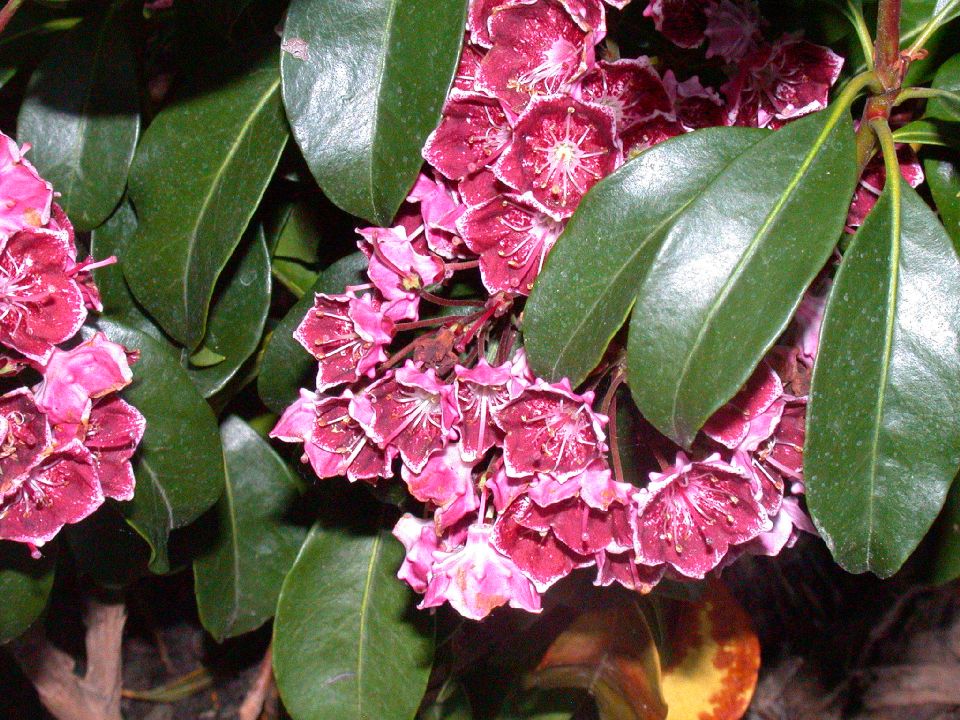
[274,0,844,619]
[0,132,144,554]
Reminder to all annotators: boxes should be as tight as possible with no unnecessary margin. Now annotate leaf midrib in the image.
[668,107,848,440]
[863,187,902,566]
[180,75,281,345]
[356,532,382,718]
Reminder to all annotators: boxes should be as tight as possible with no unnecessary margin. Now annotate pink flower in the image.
[34,332,134,426]
[494,96,621,220]
[459,168,508,206]
[0,226,87,362]
[401,446,479,531]
[493,497,592,591]
[424,94,515,182]
[0,134,53,239]
[350,362,459,473]
[0,389,54,481]
[643,0,707,48]
[457,195,564,295]
[81,396,144,502]
[723,37,843,128]
[0,441,102,547]
[454,43,485,93]
[393,513,441,594]
[477,0,594,112]
[358,225,445,321]
[633,452,771,578]
[467,0,516,48]
[516,484,633,556]
[407,173,470,259]
[593,550,663,593]
[558,0,606,36]
[454,359,525,461]
[420,522,542,619]
[662,71,726,130]
[704,0,762,63]
[575,58,673,134]
[758,399,806,483]
[846,144,924,232]
[702,361,783,452]
[791,279,830,366]
[293,292,394,390]
[493,378,607,480]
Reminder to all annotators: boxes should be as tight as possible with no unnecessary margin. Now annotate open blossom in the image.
[408,173,469,258]
[402,446,479,531]
[575,58,672,134]
[423,93,514,182]
[478,0,594,112]
[643,0,707,48]
[634,452,772,578]
[350,362,459,473]
[358,225,444,320]
[495,96,621,219]
[454,359,526,461]
[704,0,762,63]
[724,36,844,128]
[494,378,607,480]
[294,292,394,390]
[420,523,542,620]
[393,513,441,593]
[702,361,783,452]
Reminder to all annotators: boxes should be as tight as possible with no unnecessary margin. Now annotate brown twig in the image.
[238,645,276,720]
[13,599,127,720]
[0,0,24,37]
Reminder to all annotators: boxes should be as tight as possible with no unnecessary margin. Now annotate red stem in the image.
[0,0,24,36]
[856,0,905,170]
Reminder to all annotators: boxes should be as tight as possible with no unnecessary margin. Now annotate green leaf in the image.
[194,416,307,642]
[806,185,960,576]
[16,8,139,231]
[917,474,960,584]
[627,107,858,447]
[928,53,960,122]
[0,541,55,643]
[91,199,140,316]
[280,0,468,225]
[273,522,434,720]
[893,118,960,147]
[524,128,767,386]
[188,347,226,368]
[92,318,225,574]
[183,225,271,397]
[125,52,288,350]
[258,251,368,413]
[272,202,323,298]
[926,154,960,246]
[65,506,150,590]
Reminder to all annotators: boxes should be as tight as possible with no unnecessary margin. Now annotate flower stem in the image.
[420,289,485,307]
[0,0,24,37]
[894,86,960,108]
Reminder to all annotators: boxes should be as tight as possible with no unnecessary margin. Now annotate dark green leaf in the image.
[258,252,368,413]
[125,52,288,350]
[928,53,960,122]
[628,107,858,447]
[806,185,960,576]
[419,680,472,720]
[272,202,324,298]
[917,474,960,584]
[0,541,55,643]
[280,0,468,225]
[16,8,139,231]
[188,347,226,368]
[92,318,225,574]
[91,199,139,317]
[892,119,960,146]
[273,522,433,720]
[524,128,766,386]
[183,226,271,398]
[194,417,307,642]
[926,154,960,246]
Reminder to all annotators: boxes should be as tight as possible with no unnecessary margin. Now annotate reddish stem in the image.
[0,0,23,36]
[444,260,480,272]
[856,0,905,169]
[419,290,485,307]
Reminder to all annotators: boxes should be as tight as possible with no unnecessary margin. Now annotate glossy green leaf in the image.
[892,119,960,147]
[258,251,368,413]
[627,107,858,447]
[928,53,960,122]
[280,0,468,225]
[194,417,307,642]
[16,9,139,231]
[183,226,271,398]
[274,522,434,720]
[125,52,288,350]
[93,318,225,574]
[926,154,960,246]
[0,541,55,643]
[91,199,140,317]
[524,128,766,386]
[806,185,960,576]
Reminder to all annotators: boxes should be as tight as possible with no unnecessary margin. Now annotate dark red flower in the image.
[576,58,672,133]
[424,93,515,181]
[643,0,707,48]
